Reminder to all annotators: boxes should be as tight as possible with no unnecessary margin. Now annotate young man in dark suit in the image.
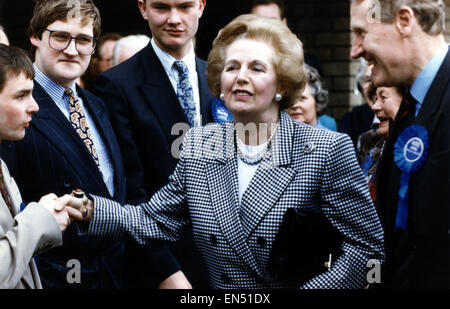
[95,0,213,288]
[351,0,449,288]
[1,0,127,288]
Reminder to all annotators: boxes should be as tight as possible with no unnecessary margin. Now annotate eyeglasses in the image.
[46,29,97,55]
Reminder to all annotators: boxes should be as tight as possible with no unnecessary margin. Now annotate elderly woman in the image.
[67,15,384,289]
[357,85,403,202]
[286,64,334,130]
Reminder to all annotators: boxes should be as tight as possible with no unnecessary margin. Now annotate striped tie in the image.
[65,88,101,171]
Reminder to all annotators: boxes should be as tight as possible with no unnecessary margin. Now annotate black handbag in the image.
[267,207,343,286]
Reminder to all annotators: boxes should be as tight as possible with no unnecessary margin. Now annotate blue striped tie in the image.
[174,60,196,127]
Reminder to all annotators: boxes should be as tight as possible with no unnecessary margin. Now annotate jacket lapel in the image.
[240,113,296,237]
[78,88,126,200]
[205,123,263,278]
[1,160,20,218]
[1,161,39,289]
[139,44,190,143]
[415,49,450,131]
[196,58,214,125]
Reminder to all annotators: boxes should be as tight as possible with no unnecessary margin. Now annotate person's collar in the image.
[410,43,448,104]
[151,38,196,73]
[33,64,77,103]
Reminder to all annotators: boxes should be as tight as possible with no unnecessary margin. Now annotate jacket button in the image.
[257,237,266,248]
[210,234,217,245]
[63,181,71,188]
[221,273,231,284]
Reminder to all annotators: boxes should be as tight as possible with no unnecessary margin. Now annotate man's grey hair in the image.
[355,58,369,95]
[304,63,329,114]
[352,0,446,35]
[112,34,151,66]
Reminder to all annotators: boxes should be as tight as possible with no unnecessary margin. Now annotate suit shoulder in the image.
[195,56,207,67]
[79,88,107,107]
[100,49,145,82]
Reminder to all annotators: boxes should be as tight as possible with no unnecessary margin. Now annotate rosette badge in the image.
[393,125,429,230]
[212,98,234,123]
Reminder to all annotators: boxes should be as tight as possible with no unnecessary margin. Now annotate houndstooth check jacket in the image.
[86,112,385,289]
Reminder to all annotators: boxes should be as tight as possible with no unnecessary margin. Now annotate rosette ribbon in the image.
[393,125,429,230]
[212,98,234,123]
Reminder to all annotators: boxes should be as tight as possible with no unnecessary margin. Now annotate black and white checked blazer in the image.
[87,112,384,289]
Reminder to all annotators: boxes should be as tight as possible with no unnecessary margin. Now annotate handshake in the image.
[38,189,94,233]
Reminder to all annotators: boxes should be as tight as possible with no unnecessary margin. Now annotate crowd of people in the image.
[0,0,448,289]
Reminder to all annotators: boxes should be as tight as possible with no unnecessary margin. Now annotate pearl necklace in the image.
[236,123,278,165]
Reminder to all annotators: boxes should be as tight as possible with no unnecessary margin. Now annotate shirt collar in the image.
[151,38,197,75]
[33,65,77,104]
[410,44,449,104]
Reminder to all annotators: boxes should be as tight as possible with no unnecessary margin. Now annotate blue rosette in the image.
[212,98,233,123]
[393,125,429,230]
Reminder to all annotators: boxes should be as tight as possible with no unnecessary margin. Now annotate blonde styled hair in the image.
[207,14,306,109]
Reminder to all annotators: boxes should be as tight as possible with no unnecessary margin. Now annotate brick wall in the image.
[286,0,450,122]
[285,0,358,122]
[1,0,447,122]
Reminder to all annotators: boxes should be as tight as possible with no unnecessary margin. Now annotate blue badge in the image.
[393,125,429,230]
[212,98,233,123]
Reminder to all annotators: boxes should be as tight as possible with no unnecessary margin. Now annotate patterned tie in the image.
[173,60,197,127]
[0,165,13,215]
[65,88,101,171]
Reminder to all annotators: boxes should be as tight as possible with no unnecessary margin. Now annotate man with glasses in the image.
[0,0,127,288]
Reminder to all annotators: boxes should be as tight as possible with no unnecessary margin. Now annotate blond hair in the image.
[207,14,306,109]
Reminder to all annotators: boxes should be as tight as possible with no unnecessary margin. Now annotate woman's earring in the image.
[219,93,225,101]
[275,93,282,102]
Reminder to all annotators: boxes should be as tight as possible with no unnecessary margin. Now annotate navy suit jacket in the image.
[95,42,214,288]
[337,103,375,148]
[376,49,450,288]
[1,81,127,288]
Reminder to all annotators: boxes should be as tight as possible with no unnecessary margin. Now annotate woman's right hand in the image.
[63,194,94,223]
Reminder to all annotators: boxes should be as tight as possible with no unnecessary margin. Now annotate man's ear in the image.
[395,5,415,37]
[198,0,206,18]
[137,0,148,20]
[30,35,40,48]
